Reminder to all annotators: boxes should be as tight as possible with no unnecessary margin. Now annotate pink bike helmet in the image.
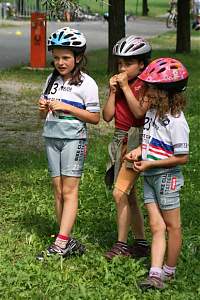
[138,57,189,92]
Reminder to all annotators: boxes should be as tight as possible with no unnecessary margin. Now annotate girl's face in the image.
[52,48,81,80]
[117,58,144,80]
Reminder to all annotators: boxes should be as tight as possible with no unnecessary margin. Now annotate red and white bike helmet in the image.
[113,36,151,57]
[138,57,188,92]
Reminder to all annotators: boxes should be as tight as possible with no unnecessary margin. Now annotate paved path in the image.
[0,19,170,69]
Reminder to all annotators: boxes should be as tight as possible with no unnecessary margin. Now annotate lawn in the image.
[0,32,200,299]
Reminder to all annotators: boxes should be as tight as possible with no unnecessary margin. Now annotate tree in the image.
[108,0,125,73]
[142,0,149,16]
[176,0,191,53]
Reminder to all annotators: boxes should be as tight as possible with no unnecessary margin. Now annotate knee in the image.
[54,189,63,204]
[150,220,166,235]
[166,222,181,234]
[113,188,125,204]
[62,186,78,202]
[128,189,137,207]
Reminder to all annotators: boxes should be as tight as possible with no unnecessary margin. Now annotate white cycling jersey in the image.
[42,72,100,140]
[142,109,189,176]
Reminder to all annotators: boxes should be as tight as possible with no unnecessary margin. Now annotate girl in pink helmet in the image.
[126,58,189,290]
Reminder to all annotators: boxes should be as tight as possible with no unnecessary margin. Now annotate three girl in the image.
[38,27,190,292]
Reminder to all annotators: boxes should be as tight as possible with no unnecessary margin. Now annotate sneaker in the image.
[130,241,150,258]
[104,241,132,260]
[139,276,164,290]
[36,237,85,261]
[161,272,175,282]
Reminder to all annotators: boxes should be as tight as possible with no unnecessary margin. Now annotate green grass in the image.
[7,0,169,17]
[0,32,200,299]
[76,0,169,17]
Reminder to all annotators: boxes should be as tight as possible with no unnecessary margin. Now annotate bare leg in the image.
[59,176,80,236]
[113,187,132,242]
[146,203,166,268]
[113,162,140,242]
[162,208,182,267]
[52,176,63,225]
[128,187,145,240]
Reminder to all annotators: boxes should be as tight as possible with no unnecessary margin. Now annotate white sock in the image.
[149,267,162,279]
[162,264,176,281]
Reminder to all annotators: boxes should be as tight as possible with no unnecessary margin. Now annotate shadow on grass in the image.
[19,212,58,240]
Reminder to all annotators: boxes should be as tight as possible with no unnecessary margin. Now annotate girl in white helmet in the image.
[37,27,100,259]
[103,36,152,260]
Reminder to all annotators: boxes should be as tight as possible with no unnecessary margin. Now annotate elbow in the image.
[102,112,112,123]
[179,154,189,165]
[92,113,100,125]
[133,110,146,119]
[103,116,112,122]
[135,112,144,119]
[183,155,189,164]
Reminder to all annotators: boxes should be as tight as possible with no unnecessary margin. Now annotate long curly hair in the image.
[139,83,187,118]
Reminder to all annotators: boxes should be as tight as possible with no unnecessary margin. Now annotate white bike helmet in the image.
[48,27,86,52]
[113,36,151,57]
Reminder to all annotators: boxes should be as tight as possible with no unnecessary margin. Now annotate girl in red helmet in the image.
[126,58,190,290]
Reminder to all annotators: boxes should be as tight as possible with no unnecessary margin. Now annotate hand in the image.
[116,72,128,89]
[109,75,118,93]
[133,160,152,173]
[38,97,48,112]
[48,100,70,112]
[125,147,141,162]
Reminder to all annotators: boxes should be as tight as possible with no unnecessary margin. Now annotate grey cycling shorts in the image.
[45,138,87,177]
[144,171,184,210]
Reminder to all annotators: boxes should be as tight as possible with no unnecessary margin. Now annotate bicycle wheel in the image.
[173,15,177,28]
[166,13,174,28]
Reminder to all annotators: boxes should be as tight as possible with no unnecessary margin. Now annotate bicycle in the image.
[166,4,177,28]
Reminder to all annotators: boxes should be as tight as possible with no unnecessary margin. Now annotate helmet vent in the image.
[72,41,82,45]
[159,62,167,66]
[170,65,179,69]
[158,67,166,73]
[149,68,155,74]
[58,31,64,41]
[62,41,70,46]
[53,33,57,38]
[64,34,73,39]
[120,41,126,53]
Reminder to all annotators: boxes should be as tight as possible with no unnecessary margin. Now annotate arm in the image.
[125,145,142,162]
[38,97,48,119]
[48,100,100,125]
[133,154,189,173]
[117,72,149,119]
[102,75,118,122]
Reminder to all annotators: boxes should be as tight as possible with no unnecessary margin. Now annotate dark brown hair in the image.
[52,46,87,86]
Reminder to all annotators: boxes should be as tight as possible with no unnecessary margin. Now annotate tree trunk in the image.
[108,0,125,74]
[176,0,191,53]
[142,0,149,16]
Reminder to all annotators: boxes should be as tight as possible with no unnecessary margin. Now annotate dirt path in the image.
[0,81,44,151]
[0,81,112,151]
